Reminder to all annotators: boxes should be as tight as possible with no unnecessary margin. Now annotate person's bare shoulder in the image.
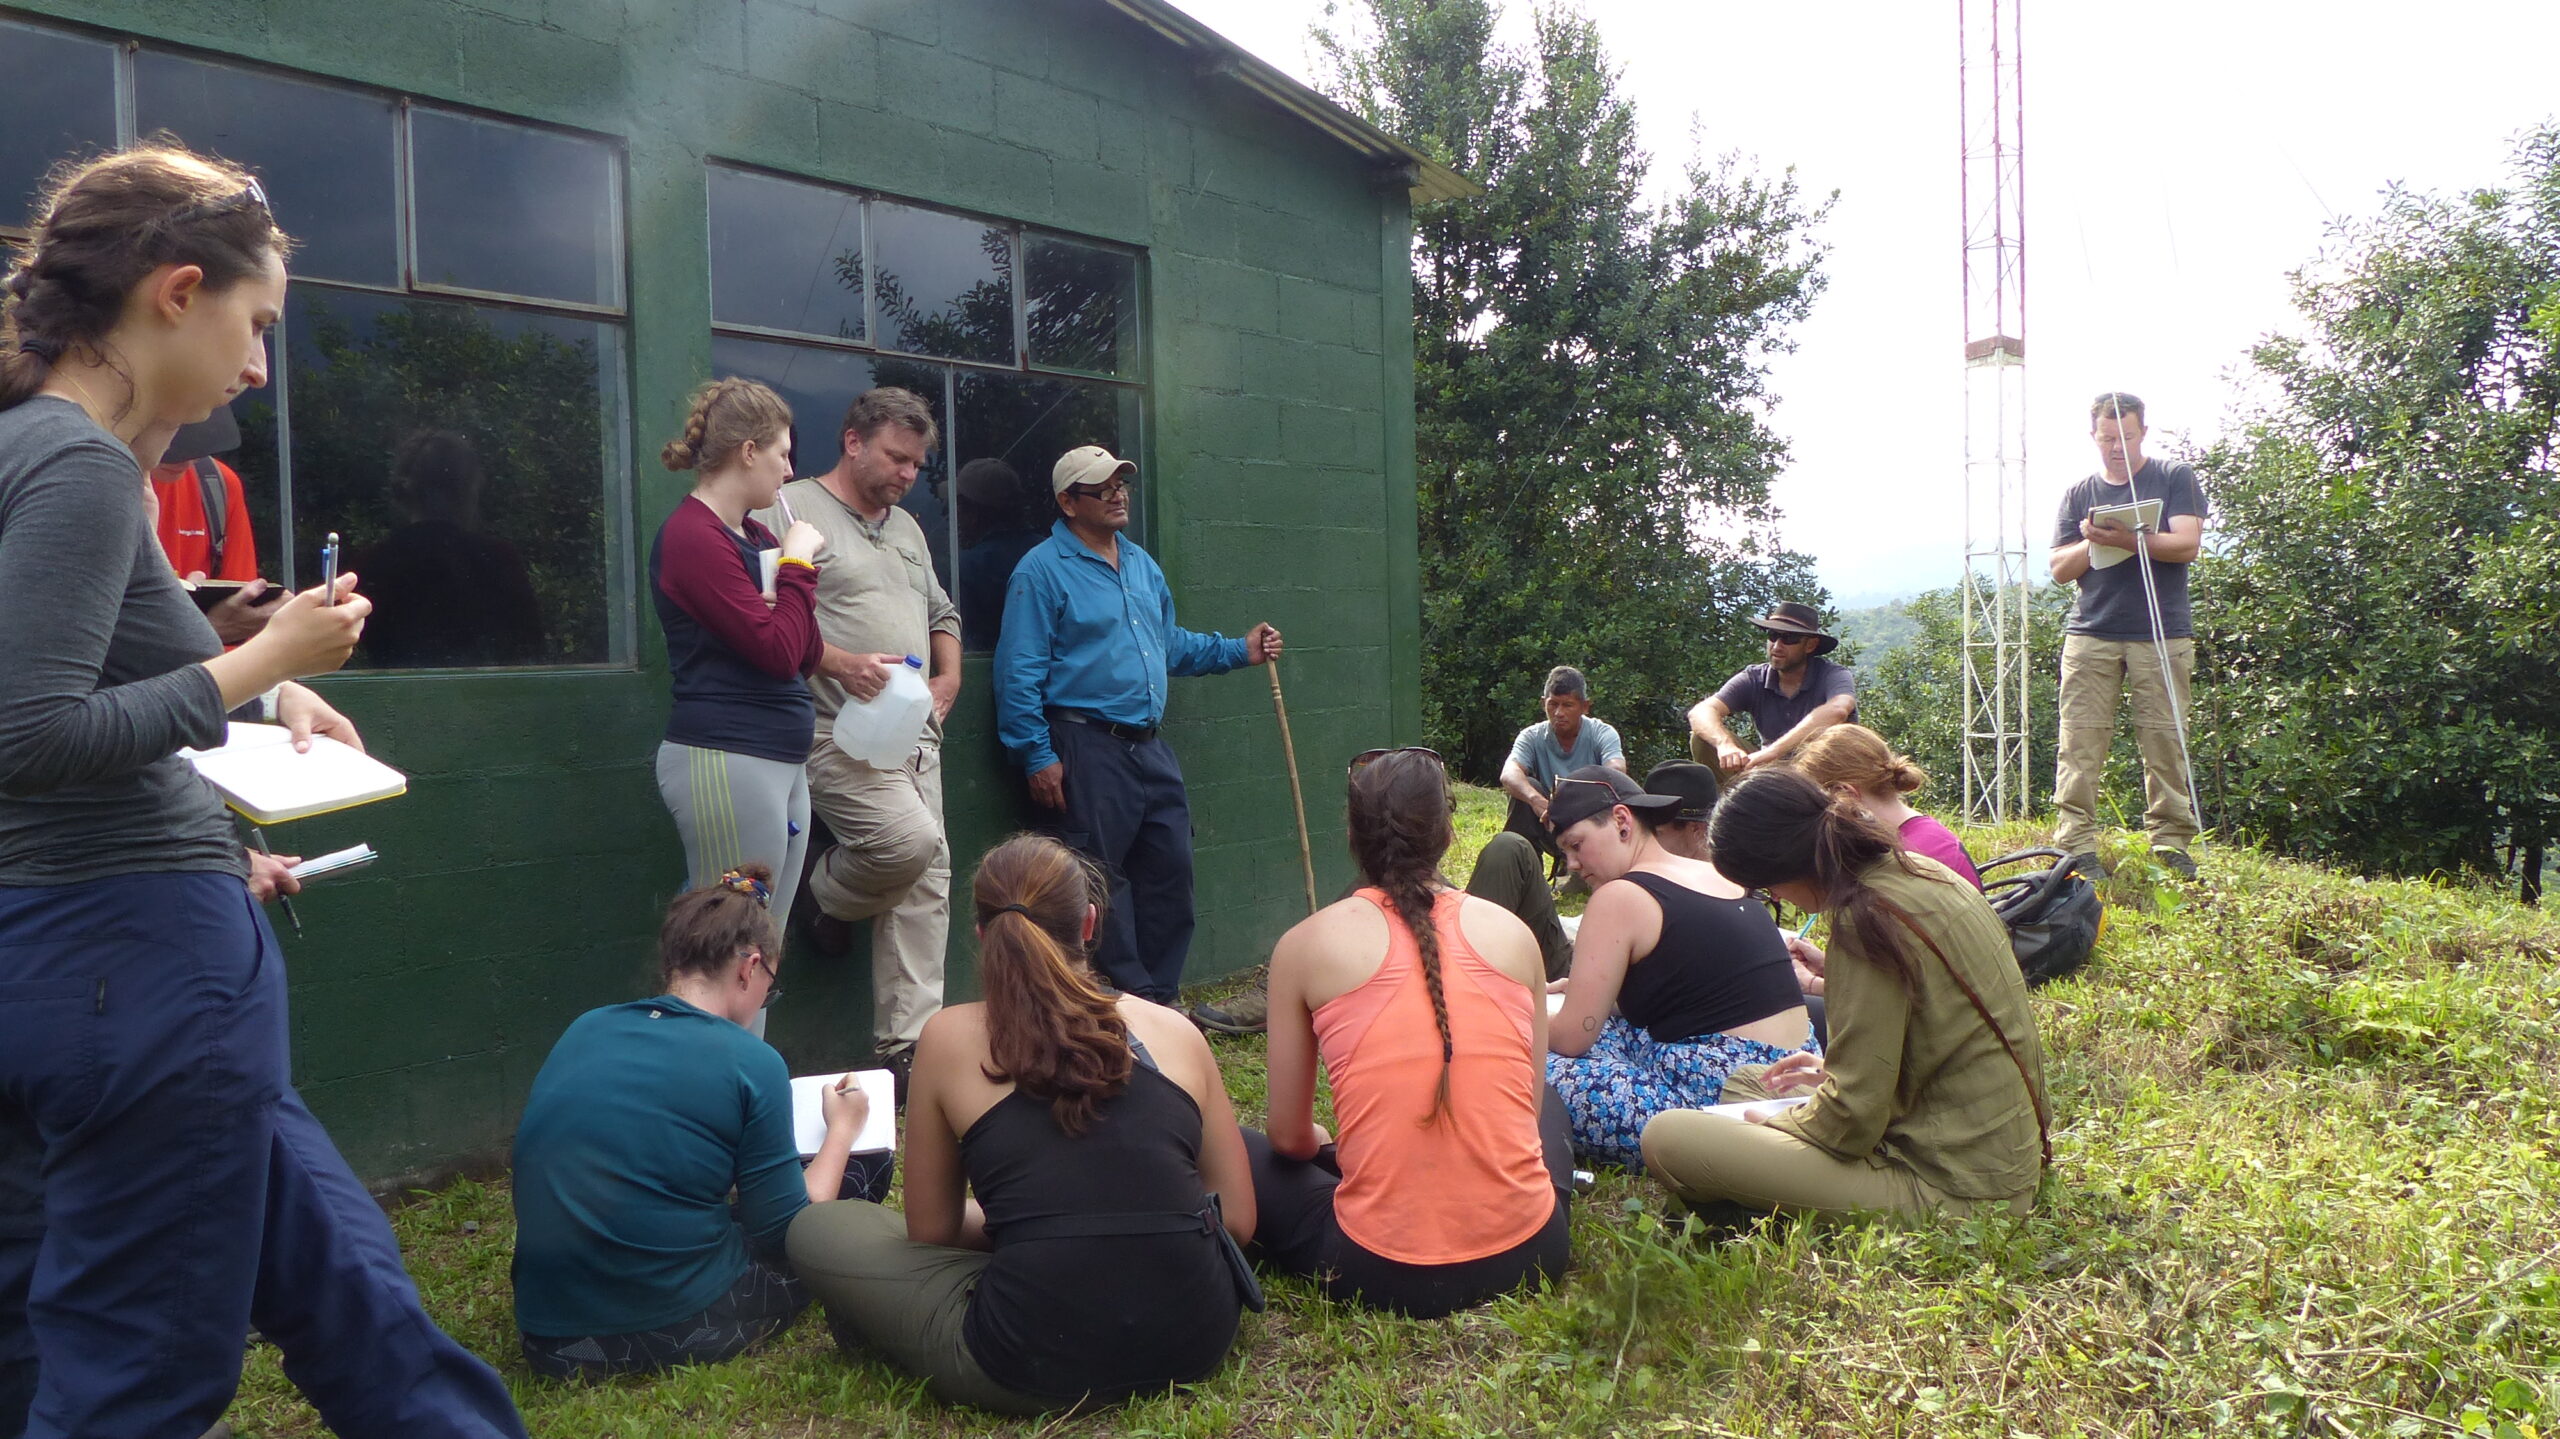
[1453,892,1542,986]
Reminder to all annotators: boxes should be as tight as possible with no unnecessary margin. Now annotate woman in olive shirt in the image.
[1640,769,2049,1218]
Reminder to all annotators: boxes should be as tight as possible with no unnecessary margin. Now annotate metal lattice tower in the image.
[1957,0,2031,822]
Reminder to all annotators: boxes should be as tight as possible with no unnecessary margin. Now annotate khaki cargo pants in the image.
[2052,634,2197,856]
[805,735,948,1053]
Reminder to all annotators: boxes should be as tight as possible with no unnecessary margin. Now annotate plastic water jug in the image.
[833,655,931,766]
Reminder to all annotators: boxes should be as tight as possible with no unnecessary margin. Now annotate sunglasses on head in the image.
[168,177,271,228]
[1348,745,1442,777]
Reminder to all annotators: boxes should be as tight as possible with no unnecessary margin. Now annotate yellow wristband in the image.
[776,556,816,571]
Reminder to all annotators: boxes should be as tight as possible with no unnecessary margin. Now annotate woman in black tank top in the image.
[786,834,1259,1415]
[1538,767,1816,1168]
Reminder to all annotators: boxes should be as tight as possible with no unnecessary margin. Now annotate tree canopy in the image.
[1320,0,1830,779]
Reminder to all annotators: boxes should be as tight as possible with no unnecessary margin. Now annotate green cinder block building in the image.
[0,0,1461,1184]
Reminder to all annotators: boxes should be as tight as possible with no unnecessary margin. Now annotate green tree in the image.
[2191,125,2560,895]
[1320,0,1831,780]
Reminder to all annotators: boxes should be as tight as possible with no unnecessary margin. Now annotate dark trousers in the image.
[1464,831,1573,981]
[1501,797,1563,868]
[1237,1087,1576,1318]
[0,872,524,1439]
[1050,720,1195,1003]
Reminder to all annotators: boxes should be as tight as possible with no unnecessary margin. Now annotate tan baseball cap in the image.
[1051,445,1136,496]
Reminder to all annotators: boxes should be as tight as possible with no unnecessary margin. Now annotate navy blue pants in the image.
[0,872,524,1439]
[1050,721,1195,1002]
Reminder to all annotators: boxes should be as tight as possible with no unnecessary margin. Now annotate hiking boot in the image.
[807,909,854,958]
[1189,981,1269,1035]
[2153,848,2198,881]
[872,1045,914,1106]
[2068,850,2109,882]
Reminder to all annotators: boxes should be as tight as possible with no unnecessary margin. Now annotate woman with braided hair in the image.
[649,377,828,1030]
[1542,765,1816,1169]
[0,144,526,1437]
[1243,747,1572,1317]
[1641,768,2048,1219]
[510,864,874,1378]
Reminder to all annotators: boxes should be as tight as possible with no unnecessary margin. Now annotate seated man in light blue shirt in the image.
[992,445,1281,1005]
[1499,665,1626,859]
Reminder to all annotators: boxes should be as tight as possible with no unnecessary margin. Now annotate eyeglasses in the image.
[1066,477,1133,501]
[749,949,783,1009]
[1348,745,1442,777]
[168,177,271,228]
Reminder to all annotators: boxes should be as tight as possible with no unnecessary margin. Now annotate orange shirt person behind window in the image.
[148,406,259,582]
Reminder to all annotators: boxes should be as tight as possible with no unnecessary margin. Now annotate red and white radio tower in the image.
[1958,0,2031,821]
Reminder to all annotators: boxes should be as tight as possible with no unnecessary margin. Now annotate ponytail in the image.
[661,376,791,473]
[973,834,1131,1136]
[1346,749,1458,1124]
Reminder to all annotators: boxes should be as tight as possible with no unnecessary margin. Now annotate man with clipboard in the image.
[2047,392,2210,881]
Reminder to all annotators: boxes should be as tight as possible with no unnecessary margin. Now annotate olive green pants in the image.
[784,1202,1054,1415]
[1463,831,1572,981]
[1638,1068,2033,1220]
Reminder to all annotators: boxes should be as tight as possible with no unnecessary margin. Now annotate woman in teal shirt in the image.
[510,866,868,1377]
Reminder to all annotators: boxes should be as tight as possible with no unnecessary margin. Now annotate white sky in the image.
[1169,0,2560,604]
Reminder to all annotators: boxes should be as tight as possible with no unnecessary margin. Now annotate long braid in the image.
[1346,750,1461,1126]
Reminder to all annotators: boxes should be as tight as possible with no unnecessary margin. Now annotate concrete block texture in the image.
[14,0,1416,1182]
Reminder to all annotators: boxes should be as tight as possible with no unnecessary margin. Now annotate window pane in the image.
[1025,236,1138,376]
[951,374,1141,652]
[285,285,620,668]
[135,51,399,287]
[1,21,118,232]
[410,108,620,308]
[707,166,865,343]
[710,336,953,590]
[870,202,1015,365]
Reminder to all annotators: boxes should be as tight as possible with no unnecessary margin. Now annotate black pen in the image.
[249,825,303,935]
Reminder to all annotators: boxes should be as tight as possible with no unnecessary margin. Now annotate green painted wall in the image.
[8,0,1420,1182]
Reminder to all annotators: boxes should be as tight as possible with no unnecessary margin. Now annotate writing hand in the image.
[822,1076,871,1135]
[1756,1050,1828,1099]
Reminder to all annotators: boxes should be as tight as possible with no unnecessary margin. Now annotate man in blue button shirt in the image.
[993,446,1281,1003]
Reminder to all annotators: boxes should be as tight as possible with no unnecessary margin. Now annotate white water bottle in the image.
[833,654,931,766]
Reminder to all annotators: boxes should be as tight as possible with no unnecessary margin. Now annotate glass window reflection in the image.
[1025,236,1139,377]
[951,374,1141,651]
[411,108,621,308]
[870,202,1016,365]
[135,53,400,287]
[711,336,952,590]
[708,165,866,342]
[1,21,118,233]
[286,286,621,668]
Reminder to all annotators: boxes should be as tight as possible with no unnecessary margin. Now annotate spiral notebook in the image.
[180,722,408,825]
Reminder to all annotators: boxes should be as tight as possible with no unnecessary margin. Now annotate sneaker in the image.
[1188,981,1269,1035]
[2068,851,2110,882]
[2153,848,2198,881]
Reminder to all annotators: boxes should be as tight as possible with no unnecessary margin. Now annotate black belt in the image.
[1048,709,1159,744]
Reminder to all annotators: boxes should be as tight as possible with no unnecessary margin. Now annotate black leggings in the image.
[1240,1087,1575,1319]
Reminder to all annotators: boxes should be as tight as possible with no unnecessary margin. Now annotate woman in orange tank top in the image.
[1241,748,1573,1317]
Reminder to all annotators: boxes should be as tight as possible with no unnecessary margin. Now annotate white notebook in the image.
[1697,1095,1813,1123]
[790,1070,898,1156]
[181,722,408,825]
[2085,498,2166,569]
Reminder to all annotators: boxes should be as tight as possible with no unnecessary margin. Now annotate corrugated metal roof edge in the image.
[1098,0,1483,203]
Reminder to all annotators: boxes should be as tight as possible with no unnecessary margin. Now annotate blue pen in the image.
[320,532,340,605]
[1794,913,1817,940]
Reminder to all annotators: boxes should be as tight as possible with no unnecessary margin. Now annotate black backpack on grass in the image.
[1978,848,2104,987]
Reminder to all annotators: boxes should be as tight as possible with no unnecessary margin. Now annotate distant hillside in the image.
[1836,598,1922,663]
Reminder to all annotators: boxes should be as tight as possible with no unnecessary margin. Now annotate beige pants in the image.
[2052,633,2197,856]
[1639,1068,2032,1220]
[805,735,949,1052]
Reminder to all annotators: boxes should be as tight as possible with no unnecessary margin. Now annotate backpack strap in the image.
[1872,895,2053,1168]
[194,458,227,574]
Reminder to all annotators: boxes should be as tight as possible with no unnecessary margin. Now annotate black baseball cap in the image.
[163,404,240,465]
[1545,765,1680,833]
[1642,762,1721,824]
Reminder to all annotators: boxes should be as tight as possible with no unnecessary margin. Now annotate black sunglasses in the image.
[1348,745,1442,777]
[167,177,271,228]
[749,949,783,1010]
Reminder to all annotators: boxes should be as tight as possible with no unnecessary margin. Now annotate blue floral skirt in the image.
[1546,1016,1819,1169]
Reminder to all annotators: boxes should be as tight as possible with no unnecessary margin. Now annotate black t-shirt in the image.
[2052,460,2209,639]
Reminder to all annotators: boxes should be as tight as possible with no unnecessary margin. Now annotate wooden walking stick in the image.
[1268,658,1319,917]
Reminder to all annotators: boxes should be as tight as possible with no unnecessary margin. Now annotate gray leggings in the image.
[657,742,810,1028]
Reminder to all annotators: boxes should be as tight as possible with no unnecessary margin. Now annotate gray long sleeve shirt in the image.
[0,397,242,885]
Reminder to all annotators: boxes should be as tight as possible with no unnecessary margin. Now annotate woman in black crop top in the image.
[1542,767,1816,1167]
[786,834,1258,1414]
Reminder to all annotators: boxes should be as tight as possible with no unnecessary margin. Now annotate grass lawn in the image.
[227,790,2560,1436]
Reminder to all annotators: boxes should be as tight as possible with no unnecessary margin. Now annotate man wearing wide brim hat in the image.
[1687,601,1857,780]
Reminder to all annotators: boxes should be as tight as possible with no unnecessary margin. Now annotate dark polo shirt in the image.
[1713,655,1856,743]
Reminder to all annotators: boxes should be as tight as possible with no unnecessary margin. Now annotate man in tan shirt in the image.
[756,388,960,1069]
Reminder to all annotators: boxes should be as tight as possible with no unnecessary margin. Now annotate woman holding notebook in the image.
[511,866,872,1377]
[649,377,829,1030]
[0,148,524,1434]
